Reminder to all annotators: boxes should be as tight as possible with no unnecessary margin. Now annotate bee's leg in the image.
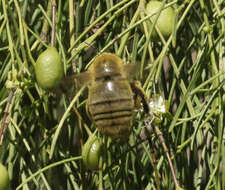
[85,100,92,121]
[130,81,149,113]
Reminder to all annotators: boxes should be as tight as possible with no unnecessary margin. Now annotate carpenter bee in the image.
[67,53,149,138]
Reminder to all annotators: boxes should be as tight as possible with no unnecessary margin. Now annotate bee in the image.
[69,53,149,138]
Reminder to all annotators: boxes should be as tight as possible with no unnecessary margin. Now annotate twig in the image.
[40,0,52,43]
[72,105,92,136]
[51,0,56,46]
[144,119,180,188]
[154,126,180,188]
[0,89,15,146]
[147,136,161,190]
[69,0,77,72]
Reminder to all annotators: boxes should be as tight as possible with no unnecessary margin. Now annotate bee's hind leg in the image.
[130,81,149,114]
[85,100,93,121]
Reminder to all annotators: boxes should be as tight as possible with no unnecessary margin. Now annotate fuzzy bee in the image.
[68,53,149,138]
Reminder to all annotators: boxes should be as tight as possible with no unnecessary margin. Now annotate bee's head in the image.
[90,53,124,80]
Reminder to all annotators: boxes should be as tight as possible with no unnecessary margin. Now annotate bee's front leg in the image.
[130,81,149,114]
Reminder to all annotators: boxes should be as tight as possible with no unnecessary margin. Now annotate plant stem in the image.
[40,0,52,42]
[0,89,15,146]
[16,156,82,190]
[69,0,77,72]
[51,0,56,46]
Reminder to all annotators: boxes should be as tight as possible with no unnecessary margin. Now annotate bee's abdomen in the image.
[88,98,134,137]
[88,80,134,137]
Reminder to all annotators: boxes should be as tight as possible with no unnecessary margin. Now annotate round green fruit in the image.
[35,47,64,90]
[144,1,175,40]
[82,135,102,170]
[0,163,10,190]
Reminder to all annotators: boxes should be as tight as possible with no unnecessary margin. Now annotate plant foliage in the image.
[0,0,225,189]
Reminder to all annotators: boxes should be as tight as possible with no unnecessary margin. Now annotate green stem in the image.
[116,6,139,57]
[69,0,77,72]
[51,0,56,46]
[16,156,82,190]
[49,85,86,159]
[68,0,134,53]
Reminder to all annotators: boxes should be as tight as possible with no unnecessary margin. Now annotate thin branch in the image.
[0,89,15,146]
[51,0,56,46]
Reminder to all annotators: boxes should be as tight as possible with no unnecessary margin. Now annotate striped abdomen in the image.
[88,80,134,138]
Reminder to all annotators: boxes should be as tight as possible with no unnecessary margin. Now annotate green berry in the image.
[82,135,102,170]
[0,163,10,190]
[145,1,175,40]
[35,47,64,90]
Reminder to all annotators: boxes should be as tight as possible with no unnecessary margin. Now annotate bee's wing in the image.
[123,62,139,80]
[65,71,92,87]
[59,71,92,95]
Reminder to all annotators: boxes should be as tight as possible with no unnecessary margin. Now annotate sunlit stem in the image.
[51,0,56,46]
